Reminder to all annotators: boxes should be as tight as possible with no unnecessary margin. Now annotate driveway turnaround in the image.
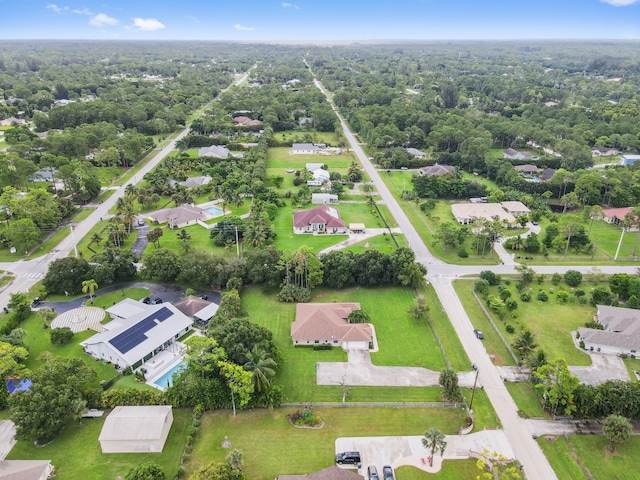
[569,351,630,385]
[316,347,476,388]
[335,430,514,475]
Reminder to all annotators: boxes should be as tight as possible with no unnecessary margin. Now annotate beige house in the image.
[292,303,372,349]
[99,406,173,453]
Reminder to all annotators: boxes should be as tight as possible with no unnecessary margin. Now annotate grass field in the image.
[395,461,480,479]
[569,435,640,480]
[454,280,593,366]
[505,381,548,419]
[85,287,150,309]
[185,407,466,480]
[538,435,586,480]
[7,408,191,480]
[343,233,408,254]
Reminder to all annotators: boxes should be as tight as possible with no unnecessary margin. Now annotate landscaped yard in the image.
[454,280,593,366]
[185,407,466,480]
[395,460,480,479]
[7,408,191,480]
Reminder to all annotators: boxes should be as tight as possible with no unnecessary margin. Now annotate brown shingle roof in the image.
[292,303,371,344]
[173,296,212,317]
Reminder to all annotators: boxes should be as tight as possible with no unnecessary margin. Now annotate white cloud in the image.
[46,4,67,14]
[600,0,640,5]
[132,18,166,31]
[234,23,255,31]
[72,8,93,15]
[89,13,119,27]
[282,2,300,9]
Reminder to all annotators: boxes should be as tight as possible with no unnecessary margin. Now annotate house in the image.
[80,302,192,370]
[277,466,364,480]
[99,406,173,453]
[292,143,317,155]
[406,147,426,159]
[30,167,57,182]
[592,147,620,157]
[178,175,212,188]
[501,201,531,217]
[312,168,330,183]
[293,204,346,234]
[306,163,325,172]
[233,116,263,127]
[349,223,366,234]
[417,164,455,177]
[0,117,26,127]
[451,202,517,225]
[291,303,372,349]
[0,460,54,480]
[601,207,634,226]
[578,305,640,356]
[312,193,339,204]
[198,145,230,159]
[540,168,557,181]
[621,154,640,166]
[503,148,533,160]
[105,298,149,320]
[147,204,208,228]
[513,164,540,176]
[174,295,219,327]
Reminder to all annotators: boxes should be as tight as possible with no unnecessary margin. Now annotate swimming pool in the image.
[205,206,224,216]
[151,361,186,390]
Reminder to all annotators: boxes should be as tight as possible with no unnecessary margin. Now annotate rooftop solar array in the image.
[110,307,172,354]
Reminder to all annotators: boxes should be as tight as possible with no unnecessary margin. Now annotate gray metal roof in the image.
[99,406,172,442]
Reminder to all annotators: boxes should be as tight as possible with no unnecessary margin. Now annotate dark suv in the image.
[335,451,361,465]
[382,465,394,480]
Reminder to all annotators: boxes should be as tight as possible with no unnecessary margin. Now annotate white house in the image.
[99,406,173,453]
[292,143,317,154]
[80,302,192,370]
[198,145,230,158]
[578,305,640,356]
[311,193,339,204]
[312,168,330,183]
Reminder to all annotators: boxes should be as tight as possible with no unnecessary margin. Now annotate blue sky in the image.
[1,0,639,40]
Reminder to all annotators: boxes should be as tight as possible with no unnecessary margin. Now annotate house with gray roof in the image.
[292,143,317,154]
[406,147,426,159]
[198,145,230,158]
[99,406,173,453]
[578,305,640,355]
[147,204,208,229]
[418,164,455,177]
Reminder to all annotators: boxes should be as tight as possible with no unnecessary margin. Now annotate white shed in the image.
[99,406,173,453]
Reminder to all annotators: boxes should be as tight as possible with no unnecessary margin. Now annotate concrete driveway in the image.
[316,347,476,388]
[0,421,16,460]
[569,350,630,385]
[336,430,514,475]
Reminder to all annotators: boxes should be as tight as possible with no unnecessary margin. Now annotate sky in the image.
[1,0,639,41]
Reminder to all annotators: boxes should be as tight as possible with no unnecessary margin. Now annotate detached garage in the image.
[99,406,173,453]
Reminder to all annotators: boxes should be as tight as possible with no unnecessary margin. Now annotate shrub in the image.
[480,270,500,286]
[457,248,468,258]
[499,289,512,301]
[575,289,585,297]
[474,279,490,296]
[579,340,585,349]
[551,273,562,286]
[515,282,526,292]
[564,270,583,287]
[50,327,74,345]
[520,291,532,302]
[506,325,515,334]
[505,298,518,311]
[556,290,569,303]
[584,321,604,330]
[277,285,311,303]
[537,290,549,302]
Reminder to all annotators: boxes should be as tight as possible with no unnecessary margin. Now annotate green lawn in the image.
[85,287,150,309]
[505,381,548,419]
[464,387,500,430]
[395,461,480,480]
[7,408,191,480]
[242,286,449,402]
[538,435,586,480]
[454,280,593,366]
[569,435,640,480]
[186,407,466,480]
[343,233,408,254]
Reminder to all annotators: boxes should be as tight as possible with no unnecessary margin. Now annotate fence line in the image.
[281,401,466,409]
[472,290,520,365]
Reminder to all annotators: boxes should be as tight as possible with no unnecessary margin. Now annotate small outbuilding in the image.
[99,406,173,453]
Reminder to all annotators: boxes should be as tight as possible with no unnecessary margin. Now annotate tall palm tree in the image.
[513,329,538,357]
[242,345,276,393]
[82,279,99,300]
[422,428,447,467]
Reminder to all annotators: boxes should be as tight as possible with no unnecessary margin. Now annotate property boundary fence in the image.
[281,401,466,409]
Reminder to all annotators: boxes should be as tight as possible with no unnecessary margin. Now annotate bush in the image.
[50,327,74,345]
[506,324,515,334]
[457,248,468,258]
[277,284,311,303]
[499,289,512,301]
[313,344,332,351]
[520,291,532,302]
[537,290,549,302]
[584,321,604,330]
[505,298,518,311]
[564,270,583,287]
[551,273,562,286]
[480,270,500,286]
[575,289,585,297]
[474,279,490,296]
[556,290,569,303]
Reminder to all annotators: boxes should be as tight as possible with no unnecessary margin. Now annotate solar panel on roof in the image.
[109,307,172,354]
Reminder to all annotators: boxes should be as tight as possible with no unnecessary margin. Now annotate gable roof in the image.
[0,460,53,480]
[106,298,149,319]
[292,303,371,343]
[579,306,640,351]
[418,164,455,176]
[500,201,531,214]
[602,207,634,220]
[503,148,519,156]
[198,145,230,158]
[293,205,345,228]
[292,143,316,151]
[99,406,172,442]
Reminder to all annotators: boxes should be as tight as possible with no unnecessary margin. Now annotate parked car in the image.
[151,298,163,305]
[138,218,145,226]
[335,451,361,465]
[382,465,394,480]
[367,465,379,480]
[474,329,484,339]
[199,294,208,300]
[141,296,151,304]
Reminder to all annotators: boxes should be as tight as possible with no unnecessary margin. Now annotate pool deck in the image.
[144,345,185,390]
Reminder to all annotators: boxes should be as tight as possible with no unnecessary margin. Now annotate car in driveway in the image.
[474,329,484,339]
[151,298,163,305]
[335,451,361,465]
[140,296,151,304]
[382,465,394,480]
[367,465,379,480]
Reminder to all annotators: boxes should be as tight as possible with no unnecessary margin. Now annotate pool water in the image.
[152,361,186,389]
[206,206,224,216]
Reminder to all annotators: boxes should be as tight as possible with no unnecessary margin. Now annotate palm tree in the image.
[91,233,103,246]
[512,329,538,357]
[226,449,243,471]
[242,345,276,393]
[122,204,136,235]
[38,307,56,329]
[82,279,99,300]
[422,428,447,467]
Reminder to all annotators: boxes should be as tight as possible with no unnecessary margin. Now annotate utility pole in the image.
[468,368,480,412]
